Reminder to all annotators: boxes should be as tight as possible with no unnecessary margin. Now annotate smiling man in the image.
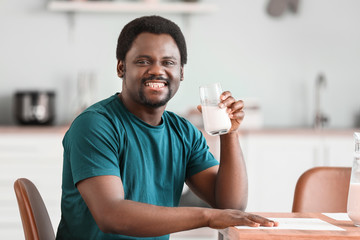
[55,16,277,240]
[118,32,182,121]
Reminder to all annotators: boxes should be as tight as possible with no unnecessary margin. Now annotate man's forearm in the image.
[98,200,211,236]
[216,131,248,210]
[97,199,274,236]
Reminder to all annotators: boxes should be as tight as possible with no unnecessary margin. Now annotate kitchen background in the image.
[1,0,360,128]
[1,0,360,239]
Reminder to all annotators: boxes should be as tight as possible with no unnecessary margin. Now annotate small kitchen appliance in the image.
[14,91,55,125]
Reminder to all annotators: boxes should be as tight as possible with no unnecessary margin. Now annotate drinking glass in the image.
[199,83,231,136]
[347,132,360,227]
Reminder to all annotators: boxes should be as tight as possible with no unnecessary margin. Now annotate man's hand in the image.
[218,91,244,132]
[197,91,244,133]
[207,209,279,229]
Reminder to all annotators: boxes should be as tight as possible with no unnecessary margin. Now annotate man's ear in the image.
[180,66,184,81]
[117,60,125,78]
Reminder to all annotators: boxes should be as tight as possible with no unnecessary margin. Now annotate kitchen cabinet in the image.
[202,129,355,212]
[243,133,319,212]
[321,135,354,166]
[0,127,66,240]
[238,129,355,212]
[47,1,218,14]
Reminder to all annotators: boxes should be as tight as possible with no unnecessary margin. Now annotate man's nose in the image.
[147,62,165,76]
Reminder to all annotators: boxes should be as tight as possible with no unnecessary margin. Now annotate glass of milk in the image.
[199,83,231,136]
[348,132,360,227]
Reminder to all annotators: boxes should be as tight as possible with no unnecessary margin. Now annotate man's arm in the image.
[216,91,248,209]
[187,91,247,210]
[216,131,248,209]
[77,175,274,237]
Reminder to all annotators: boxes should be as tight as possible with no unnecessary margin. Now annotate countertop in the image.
[0,125,70,134]
[0,125,358,137]
[237,128,360,137]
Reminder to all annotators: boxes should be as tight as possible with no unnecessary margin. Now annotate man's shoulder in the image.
[67,94,125,134]
[86,94,120,113]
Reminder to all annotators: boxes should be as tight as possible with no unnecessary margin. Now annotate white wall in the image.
[1,0,360,128]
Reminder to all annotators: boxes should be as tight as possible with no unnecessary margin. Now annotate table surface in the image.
[219,212,360,240]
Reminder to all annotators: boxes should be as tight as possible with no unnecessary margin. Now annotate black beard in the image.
[123,70,172,108]
[139,76,171,108]
[139,90,171,108]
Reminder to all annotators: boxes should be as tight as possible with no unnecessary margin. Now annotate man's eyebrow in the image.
[135,55,151,59]
[162,56,178,60]
[134,55,178,61]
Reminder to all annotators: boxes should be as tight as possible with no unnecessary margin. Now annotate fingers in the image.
[208,210,261,229]
[232,212,277,228]
[219,91,234,109]
[208,210,278,229]
[247,214,278,227]
[228,103,245,120]
[239,217,261,228]
[219,91,244,119]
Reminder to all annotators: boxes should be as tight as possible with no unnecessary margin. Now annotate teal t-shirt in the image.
[56,94,219,240]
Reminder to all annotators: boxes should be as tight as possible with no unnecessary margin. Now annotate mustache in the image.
[141,75,170,84]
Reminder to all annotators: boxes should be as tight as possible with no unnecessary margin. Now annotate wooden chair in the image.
[14,178,55,240]
[292,166,351,212]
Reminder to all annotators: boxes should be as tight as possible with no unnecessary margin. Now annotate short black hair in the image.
[116,15,187,66]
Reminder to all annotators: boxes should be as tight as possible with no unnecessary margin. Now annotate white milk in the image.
[201,105,231,136]
[347,182,360,226]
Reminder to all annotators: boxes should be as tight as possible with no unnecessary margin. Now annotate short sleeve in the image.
[64,111,121,185]
[185,126,219,178]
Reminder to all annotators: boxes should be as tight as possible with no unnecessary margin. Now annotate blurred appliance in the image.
[14,91,55,125]
[266,0,300,17]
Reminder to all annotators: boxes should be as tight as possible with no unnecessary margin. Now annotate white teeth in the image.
[145,82,165,88]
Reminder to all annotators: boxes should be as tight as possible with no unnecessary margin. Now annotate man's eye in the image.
[164,61,175,66]
[136,60,150,65]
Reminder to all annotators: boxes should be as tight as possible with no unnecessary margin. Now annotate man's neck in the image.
[118,93,165,126]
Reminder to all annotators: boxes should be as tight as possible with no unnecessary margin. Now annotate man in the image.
[56,15,277,240]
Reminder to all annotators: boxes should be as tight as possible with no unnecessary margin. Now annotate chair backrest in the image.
[292,166,351,213]
[14,178,55,240]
